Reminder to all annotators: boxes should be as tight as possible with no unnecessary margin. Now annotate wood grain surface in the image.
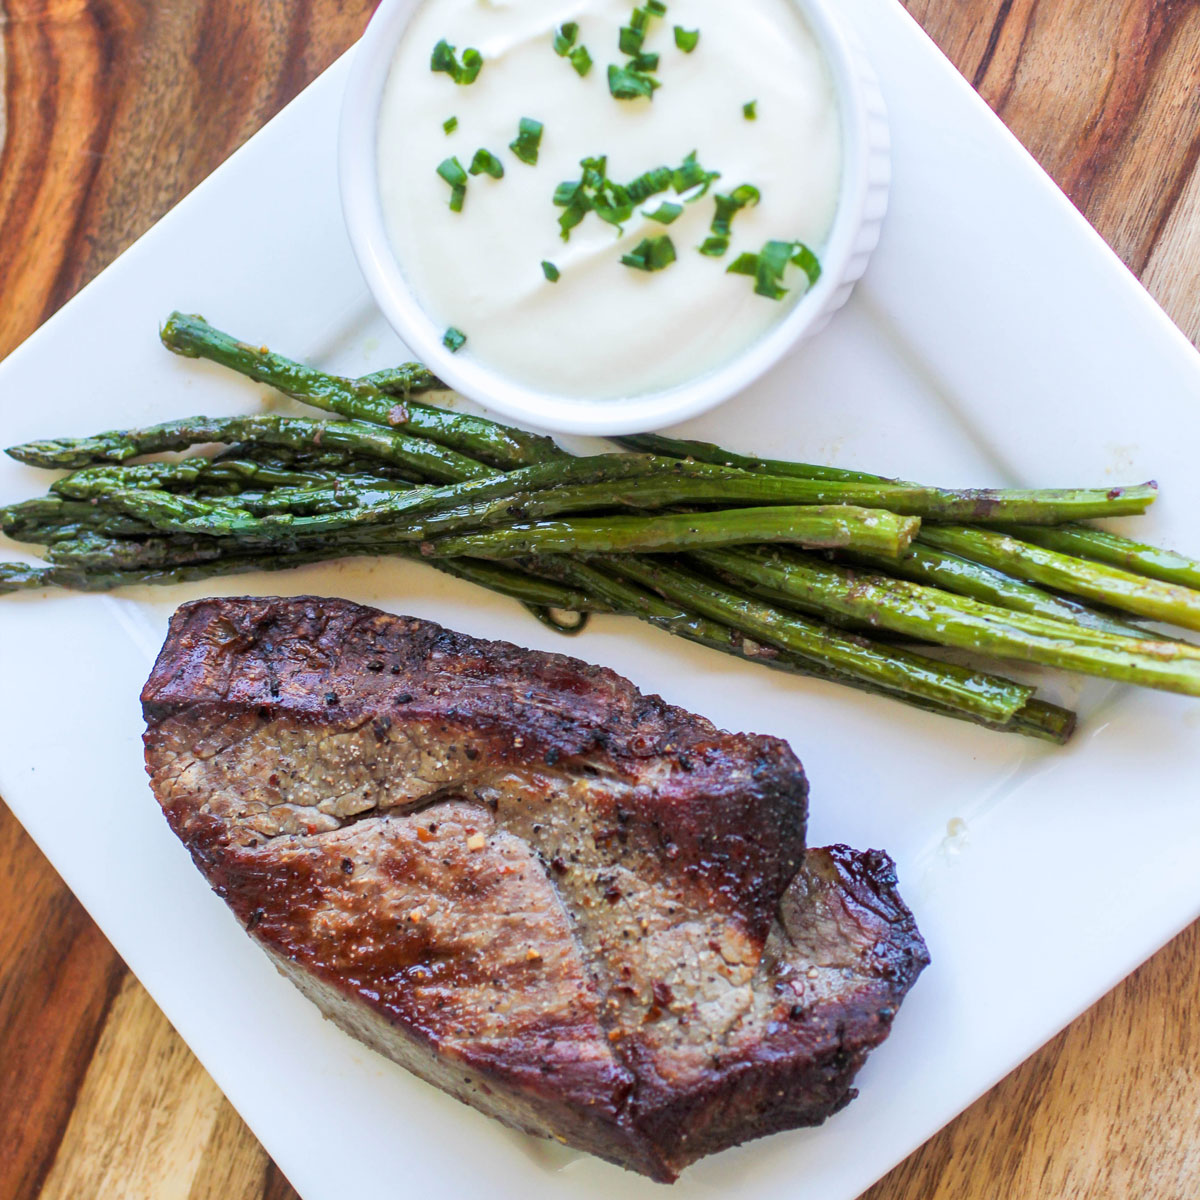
[1,1,1198,1197]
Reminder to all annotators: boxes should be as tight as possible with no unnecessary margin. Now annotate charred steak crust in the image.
[142,597,928,1181]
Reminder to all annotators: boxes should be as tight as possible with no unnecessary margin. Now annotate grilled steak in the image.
[142,596,928,1181]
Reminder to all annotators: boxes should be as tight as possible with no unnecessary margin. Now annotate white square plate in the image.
[3,2,1199,1197]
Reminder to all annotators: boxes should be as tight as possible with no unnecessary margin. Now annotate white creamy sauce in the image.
[378,0,841,398]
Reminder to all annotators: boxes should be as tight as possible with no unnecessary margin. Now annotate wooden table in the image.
[2,2,1198,1196]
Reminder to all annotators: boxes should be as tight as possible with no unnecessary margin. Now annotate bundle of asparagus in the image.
[5,312,1200,745]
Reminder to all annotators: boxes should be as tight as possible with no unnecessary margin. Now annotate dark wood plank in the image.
[0,807,125,1200]
[0,0,374,358]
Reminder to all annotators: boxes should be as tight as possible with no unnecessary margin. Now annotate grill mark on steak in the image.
[143,597,928,1181]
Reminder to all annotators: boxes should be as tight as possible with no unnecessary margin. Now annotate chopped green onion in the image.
[443,327,467,352]
[510,117,544,166]
[726,239,822,300]
[791,241,823,287]
[610,4,666,100]
[675,26,699,52]
[581,155,609,188]
[431,39,483,85]
[756,240,794,299]
[436,157,468,212]
[553,154,710,241]
[554,22,593,74]
[619,25,644,55]
[554,180,582,205]
[553,22,579,54]
[555,175,593,240]
[673,150,721,199]
[621,235,677,272]
[608,62,660,100]
[645,201,683,224]
[743,99,757,119]
[443,115,458,134]
[701,183,761,256]
[469,148,505,179]
[542,261,561,282]
[626,165,673,202]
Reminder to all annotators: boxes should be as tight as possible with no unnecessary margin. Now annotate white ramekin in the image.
[339,0,890,437]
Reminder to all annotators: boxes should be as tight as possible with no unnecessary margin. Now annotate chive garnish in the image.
[510,118,544,166]
[436,157,468,212]
[701,183,761,257]
[570,46,593,75]
[627,166,673,201]
[621,235,677,272]
[542,261,561,282]
[727,240,822,299]
[431,40,483,85]
[609,4,667,101]
[672,151,721,199]
[553,154,716,241]
[791,242,823,286]
[674,26,699,52]
[645,201,683,224]
[608,62,660,100]
[619,24,645,55]
[443,116,458,134]
[469,148,505,179]
[554,21,579,54]
[443,327,467,352]
[743,99,758,120]
[553,22,594,74]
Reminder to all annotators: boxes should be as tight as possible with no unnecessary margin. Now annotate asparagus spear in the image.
[1,540,598,613]
[212,442,418,479]
[593,556,1035,720]
[617,432,888,482]
[698,546,1200,696]
[160,312,563,469]
[539,558,1074,742]
[356,364,446,397]
[7,414,490,483]
[615,433,1157,524]
[1,496,157,542]
[844,543,1152,639]
[423,506,919,560]
[919,526,1200,632]
[91,454,684,537]
[1001,524,1200,592]
[51,458,405,500]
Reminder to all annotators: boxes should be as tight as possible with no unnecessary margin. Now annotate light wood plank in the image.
[38,975,229,1200]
